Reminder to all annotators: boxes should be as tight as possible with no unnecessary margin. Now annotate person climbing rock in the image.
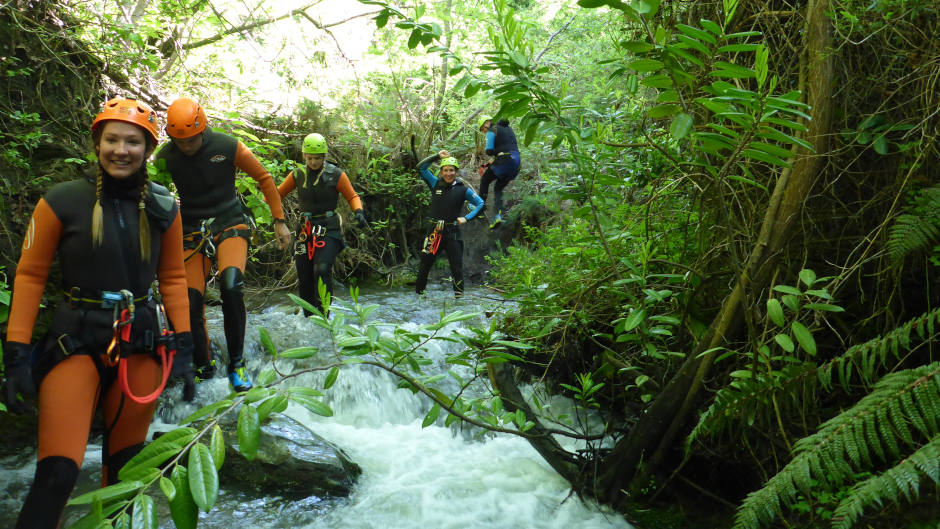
[1,97,193,529]
[477,116,521,229]
[278,132,368,316]
[156,97,291,394]
[415,150,484,297]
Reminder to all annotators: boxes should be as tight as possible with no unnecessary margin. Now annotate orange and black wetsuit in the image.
[156,130,285,379]
[5,169,189,529]
[278,162,363,315]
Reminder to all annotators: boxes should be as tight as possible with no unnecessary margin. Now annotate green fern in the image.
[733,362,940,529]
[887,184,940,261]
[820,306,940,390]
[830,433,940,529]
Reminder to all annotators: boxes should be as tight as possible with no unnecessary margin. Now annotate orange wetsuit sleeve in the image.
[337,172,363,211]
[7,199,62,344]
[277,170,297,199]
[156,212,190,333]
[234,141,285,220]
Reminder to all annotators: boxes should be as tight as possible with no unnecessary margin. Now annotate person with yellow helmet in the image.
[277,132,368,316]
[414,150,484,297]
[2,97,192,528]
[156,97,291,395]
[477,115,521,228]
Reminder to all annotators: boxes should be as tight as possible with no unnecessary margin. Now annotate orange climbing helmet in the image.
[165,97,207,139]
[92,97,159,145]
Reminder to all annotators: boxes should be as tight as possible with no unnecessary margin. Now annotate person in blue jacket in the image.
[415,150,484,297]
[478,116,521,228]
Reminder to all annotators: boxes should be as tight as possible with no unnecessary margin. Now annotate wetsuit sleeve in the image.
[463,188,485,221]
[156,212,191,333]
[417,154,440,189]
[6,199,61,344]
[485,131,496,156]
[337,172,363,211]
[278,170,297,199]
[234,141,286,220]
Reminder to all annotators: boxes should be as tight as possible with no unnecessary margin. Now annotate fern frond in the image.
[887,184,940,260]
[830,434,940,529]
[820,307,940,390]
[686,363,817,450]
[733,362,940,529]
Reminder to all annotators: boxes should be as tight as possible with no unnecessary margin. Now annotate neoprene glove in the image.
[2,341,37,414]
[171,332,196,402]
[354,209,368,229]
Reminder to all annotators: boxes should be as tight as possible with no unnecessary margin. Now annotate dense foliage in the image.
[1,0,938,528]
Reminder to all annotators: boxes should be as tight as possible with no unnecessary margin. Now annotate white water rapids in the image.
[1,285,633,529]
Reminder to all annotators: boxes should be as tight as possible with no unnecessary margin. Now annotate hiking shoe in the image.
[489,212,502,229]
[228,366,253,392]
[195,362,216,382]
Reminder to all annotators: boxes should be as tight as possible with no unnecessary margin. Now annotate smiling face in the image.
[95,121,153,179]
[304,153,325,171]
[171,133,204,157]
[440,165,457,183]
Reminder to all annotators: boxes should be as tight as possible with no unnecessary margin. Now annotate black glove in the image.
[170,332,196,402]
[3,341,37,414]
[354,209,368,229]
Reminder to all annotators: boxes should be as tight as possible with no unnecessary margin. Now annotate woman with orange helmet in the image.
[157,97,291,395]
[1,97,192,528]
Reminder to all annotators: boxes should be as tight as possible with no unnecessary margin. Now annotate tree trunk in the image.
[596,0,834,504]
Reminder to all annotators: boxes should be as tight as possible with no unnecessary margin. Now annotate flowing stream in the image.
[1,285,632,529]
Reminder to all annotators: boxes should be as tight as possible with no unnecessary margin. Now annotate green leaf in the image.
[718,43,760,53]
[131,494,157,529]
[798,269,817,286]
[256,394,288,420]
[873,134,889,154]
[648,104,680,118]
[622,309,647,332]
[169,466,198,529]
[700,19,722,35]
[781,294,800,312]
[640,74,674,88]
[676,34,711,56]
[774,333,795,353]
[210,425,226,470]
[676,24,717,44]
[622,40,654,53]
[742,149,790,167]
[69,480,144,505]
[791,322,817,356]
[323,366,340,389]
[803,303,845,312]
[237,404,261,461]
[280,346,319,359]
[628,59,665,72]
[119,427,196,481]
[187,444,219,512]
[180,400,233,425]
[773,285,802,296]
[292,394,334,417]
[767,298,786,327]
[422,403,441,428]
[577,0,610,7]
[258,327,276,356]
[160,476,177,502]
[670,113,694,139]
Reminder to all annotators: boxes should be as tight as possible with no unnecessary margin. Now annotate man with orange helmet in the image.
[2,97,192,528]
[156,97,291,396]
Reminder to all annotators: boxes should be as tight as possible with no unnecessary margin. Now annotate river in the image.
[1,284,632,529]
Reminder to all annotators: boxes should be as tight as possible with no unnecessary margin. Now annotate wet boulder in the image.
[218,413,361,498]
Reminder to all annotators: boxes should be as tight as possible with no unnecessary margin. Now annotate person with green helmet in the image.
[278,132,367,316]
[477,115,521,229]
[415,150,484,297]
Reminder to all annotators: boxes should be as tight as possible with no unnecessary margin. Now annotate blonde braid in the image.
[138,174,151,262]
[91,166,104,247]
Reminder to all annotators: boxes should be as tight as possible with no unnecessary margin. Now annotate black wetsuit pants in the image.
[295,235,343,316]
[416,229,464,296]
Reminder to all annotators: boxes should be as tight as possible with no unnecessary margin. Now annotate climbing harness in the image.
[183,217,217,261]
[422,220,445,256]
[296,217,327,260]
[106,288,177,404]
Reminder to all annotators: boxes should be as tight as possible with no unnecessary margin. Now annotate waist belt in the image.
[429,219,459,227]
[64,287,150,310]
[303,211,335,219]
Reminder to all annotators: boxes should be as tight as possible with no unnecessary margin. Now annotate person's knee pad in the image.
[313,262,332,280]
[219,267,244,301]
[104,444,143,486]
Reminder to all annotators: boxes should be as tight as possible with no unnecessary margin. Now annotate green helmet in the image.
[302,133,327,155]
[478,115,493,131]
[440,157,460,170]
